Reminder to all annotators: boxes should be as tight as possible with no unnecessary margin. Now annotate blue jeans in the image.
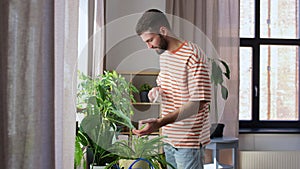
[164,144,205,169]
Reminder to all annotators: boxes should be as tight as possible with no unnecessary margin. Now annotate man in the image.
[133,9,211,169]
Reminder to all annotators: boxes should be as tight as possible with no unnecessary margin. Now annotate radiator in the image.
[240,151,300,169]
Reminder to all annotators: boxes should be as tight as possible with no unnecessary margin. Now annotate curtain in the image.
[166,0,239,137]
[0,0,79,168]
[88,0,106,77]
[55,0,79,169]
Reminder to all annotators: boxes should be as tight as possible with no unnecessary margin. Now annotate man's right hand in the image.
[148,87,162,102]
[132,118,163,136]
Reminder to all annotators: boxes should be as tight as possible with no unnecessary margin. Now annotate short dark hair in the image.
[135,9,171,36]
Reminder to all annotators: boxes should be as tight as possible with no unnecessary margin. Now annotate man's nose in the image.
[146,43,153,49]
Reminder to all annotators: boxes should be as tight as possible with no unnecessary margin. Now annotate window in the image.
[239,0,300,130]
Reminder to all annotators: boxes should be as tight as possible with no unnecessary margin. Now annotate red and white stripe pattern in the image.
[157,41,211,148]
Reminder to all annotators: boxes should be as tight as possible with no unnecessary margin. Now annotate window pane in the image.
[239,47,253,120]
[240,0,255,38]
[260,45,299,120]
[260,0,299,39]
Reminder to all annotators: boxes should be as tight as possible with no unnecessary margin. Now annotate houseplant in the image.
[139,83,152,102]
[105,134,174,169]
[75,71,172,169]
[75,70,138,168]
[209,58,230,138]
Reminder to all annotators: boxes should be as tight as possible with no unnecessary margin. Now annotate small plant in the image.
[211,59,230,100]
[139,83,152,102]
[209,59,231,138]
[106,135,174,169]
[210,59,230,121]
[139,83,152,92]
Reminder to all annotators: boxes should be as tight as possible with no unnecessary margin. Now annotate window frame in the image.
[239,0,300,133]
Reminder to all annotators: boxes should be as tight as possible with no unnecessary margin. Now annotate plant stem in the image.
[214,85,219,122]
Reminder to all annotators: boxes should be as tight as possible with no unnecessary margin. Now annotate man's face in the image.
[140,32,168,54]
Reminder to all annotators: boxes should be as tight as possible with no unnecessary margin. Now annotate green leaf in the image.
[139,83,152,92]
[107,109,134,129]
[108,140,136,157]
[80,115,102,133]
[97,84,106,100]
[77,131,89,146]
[219,59,231,79]
[211,61,224,85]
[88,96,97,105]
[74,137,84,167]
[221,85,229,100]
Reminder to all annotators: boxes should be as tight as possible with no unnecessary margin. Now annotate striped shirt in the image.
[157,41,212,148]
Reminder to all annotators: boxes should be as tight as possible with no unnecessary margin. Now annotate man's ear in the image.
[159,26,168,36]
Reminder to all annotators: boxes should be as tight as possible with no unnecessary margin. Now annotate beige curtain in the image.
[0,0,79,169]
[55,0,79,169]
[166,0,239,137]
[88,0,106,77]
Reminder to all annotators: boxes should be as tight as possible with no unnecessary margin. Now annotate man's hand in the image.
[148,87,162,102]
[132,118,162,136]
[132,101,208,136]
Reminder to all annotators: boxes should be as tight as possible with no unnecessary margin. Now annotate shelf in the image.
[117,71,159,75]
[132,102,160,106]
[120,132,160,135]
[204,163,233,169]
[113,70,162,138]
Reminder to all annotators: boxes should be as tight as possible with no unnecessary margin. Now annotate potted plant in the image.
[139,83,152,102]
[75,70,138,168]
[209,59,230,138]
[75,71,172,169]
[76,117,119,169]
[105,134,175,169]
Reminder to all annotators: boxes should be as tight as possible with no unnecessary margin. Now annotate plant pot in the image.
[119,159,151,169]
[89,165,106,169]
[210,123,225,139]
[140,91,150,102]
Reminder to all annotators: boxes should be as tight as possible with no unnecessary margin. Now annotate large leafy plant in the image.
[75,71,173,169]
[77,70,138,128]
[75,70,138,168]
[210,59,231,121]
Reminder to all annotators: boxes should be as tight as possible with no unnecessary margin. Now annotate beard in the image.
[155,34,168,55]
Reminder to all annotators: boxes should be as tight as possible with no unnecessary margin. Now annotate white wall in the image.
[105,0,165,72]
[239,134,300,151]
